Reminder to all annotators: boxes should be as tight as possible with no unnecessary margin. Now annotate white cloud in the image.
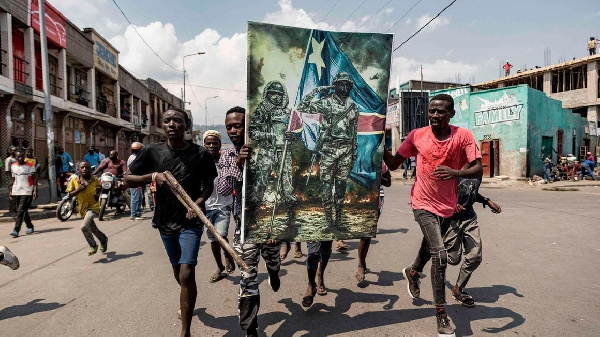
[405,18,412,25]
[391,56,478,86]
[467,20,476,27]
[104,18,123,33]
[416,14,450,32]
[264,0,335,31]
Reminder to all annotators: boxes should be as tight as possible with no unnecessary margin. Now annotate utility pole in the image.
[38,0,57,201]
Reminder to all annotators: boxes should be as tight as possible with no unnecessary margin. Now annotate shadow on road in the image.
[0,298,67,320]
[93,251,143,264]
[196,284,525,335]
[445,281,524,304]
[34,227,73,234]
[376,227,409,235]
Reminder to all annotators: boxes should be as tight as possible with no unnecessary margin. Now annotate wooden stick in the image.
[163,171,248,271]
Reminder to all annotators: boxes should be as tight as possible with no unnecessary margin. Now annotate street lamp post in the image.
[205,96,219,133]
[183,52,205,105]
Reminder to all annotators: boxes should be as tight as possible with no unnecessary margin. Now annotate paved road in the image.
[1,184,599,336]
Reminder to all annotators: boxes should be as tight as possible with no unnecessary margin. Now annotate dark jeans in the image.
[13,195,34,233]
[411,209,452,306]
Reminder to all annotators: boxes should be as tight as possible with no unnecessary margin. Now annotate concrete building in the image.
[474,54,600,156]
[386,80,463,151]
[0,1,181,186]
[433,85,588,178]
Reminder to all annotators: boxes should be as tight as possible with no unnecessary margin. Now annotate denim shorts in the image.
[159,227,203,266]
[205,206,232,242]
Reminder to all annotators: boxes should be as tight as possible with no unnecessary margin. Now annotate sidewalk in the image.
[0,181,60,223]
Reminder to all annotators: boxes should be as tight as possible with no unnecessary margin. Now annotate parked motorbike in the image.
[56,163,78,221]
[98,172,129,221]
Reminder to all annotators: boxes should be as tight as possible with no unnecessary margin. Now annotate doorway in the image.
[481,139,500,177]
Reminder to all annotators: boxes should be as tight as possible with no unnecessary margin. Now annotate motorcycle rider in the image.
[93,150,127,177]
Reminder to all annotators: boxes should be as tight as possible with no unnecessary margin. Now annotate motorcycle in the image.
[56,163,78,221]
[98,172,129,220]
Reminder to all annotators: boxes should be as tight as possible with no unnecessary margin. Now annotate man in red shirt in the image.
[503,61,513,76]
[384,94,482,336]
[93,150,127,177]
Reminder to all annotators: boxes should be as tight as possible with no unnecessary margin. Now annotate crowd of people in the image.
[1,94,509,337]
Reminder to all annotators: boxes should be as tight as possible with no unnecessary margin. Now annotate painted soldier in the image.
[298,72,359,229]
[248,80,297,221]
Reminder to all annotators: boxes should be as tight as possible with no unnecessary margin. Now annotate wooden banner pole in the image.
[163,171,248,271]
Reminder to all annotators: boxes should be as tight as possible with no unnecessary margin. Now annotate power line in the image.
[357,0,393,29]
[162,82,246,93]
[321,0,341,22]
[385,0,422,32]
[111,0,182,72]
[342,0,368,24]
[393,0,457,52]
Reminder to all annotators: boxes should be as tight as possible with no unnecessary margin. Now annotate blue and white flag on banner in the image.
[289,29,387,189]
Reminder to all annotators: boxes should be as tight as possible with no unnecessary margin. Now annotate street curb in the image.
[0,209,57,223]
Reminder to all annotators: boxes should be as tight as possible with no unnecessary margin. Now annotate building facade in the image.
[474,55,600,155]
[433,85,588,178]
[0,1,181,185]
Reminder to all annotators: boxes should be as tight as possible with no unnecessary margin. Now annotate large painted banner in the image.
[244,22,392,243]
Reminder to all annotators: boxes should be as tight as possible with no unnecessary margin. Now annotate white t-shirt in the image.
[206,160,233,210]
[11,162,36,195]
[4,157,16,172]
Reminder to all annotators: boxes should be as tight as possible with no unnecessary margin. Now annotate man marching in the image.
[124,108,217,337]
[384,94,482,336]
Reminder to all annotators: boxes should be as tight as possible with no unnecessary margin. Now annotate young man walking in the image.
[124,108,216,337]
[9,151,38,237]
[217,106,281,337]
[66,161,108,256]
[203,130,235,282]
[384,94,482,336]
[445,175,501,307]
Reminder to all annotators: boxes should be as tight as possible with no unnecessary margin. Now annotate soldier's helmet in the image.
[333,72,353,85]
[267,82,285,94]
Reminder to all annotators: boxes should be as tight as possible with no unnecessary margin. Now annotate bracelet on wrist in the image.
[152,172,158,182]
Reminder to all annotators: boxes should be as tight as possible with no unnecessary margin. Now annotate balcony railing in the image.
[13,55,28,84]
[96,95,117,117]
[67,83,91,108]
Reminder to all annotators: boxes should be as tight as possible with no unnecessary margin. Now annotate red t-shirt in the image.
[397,125,481,218]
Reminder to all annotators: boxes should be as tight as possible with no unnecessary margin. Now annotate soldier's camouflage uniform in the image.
[248,81,297,219]
[298,74,359,228]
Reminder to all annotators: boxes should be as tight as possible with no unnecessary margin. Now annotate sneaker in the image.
[99,238,108,253]
[267,267,281,292]
[403,267,420,299]
[133,217,144,221]
[88,245,98,256]
[0,246,20,270]
[26,227,34,235]
[10,231,19,238]
[436,310,456,336]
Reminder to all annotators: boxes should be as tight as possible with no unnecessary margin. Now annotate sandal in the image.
[302,288,317,308]
[210,269,226,283]
[336,241,349,251]
[293,251,304,258]
[452,291,475,307]
[355,270,365,284]
[316,284,328,296]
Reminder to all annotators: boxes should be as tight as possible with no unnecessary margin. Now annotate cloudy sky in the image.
[52,0,600,126]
